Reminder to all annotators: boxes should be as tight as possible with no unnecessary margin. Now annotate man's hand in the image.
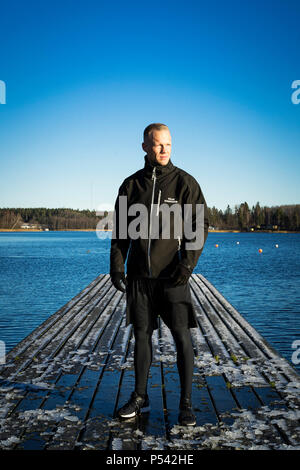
[171,264,192,286]
[110,272,127,293]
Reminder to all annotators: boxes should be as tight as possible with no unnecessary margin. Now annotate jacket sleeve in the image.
[179,179,209,273]
[110,181,131,275]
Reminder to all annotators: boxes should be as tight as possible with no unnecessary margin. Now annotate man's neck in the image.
[146,155,169,167]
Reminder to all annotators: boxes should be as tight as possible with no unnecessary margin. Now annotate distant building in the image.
[20,223,40,229]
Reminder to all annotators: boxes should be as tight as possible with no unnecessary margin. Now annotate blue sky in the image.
[0,0,299,212]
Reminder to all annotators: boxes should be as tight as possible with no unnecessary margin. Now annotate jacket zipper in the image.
[156,189,161,216]
[177,236,182,261]
[148,166,157,276]
[127,240,132,265]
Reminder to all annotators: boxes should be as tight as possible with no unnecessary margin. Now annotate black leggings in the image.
[133,324,194,400]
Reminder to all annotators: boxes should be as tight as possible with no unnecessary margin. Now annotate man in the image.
[110,123,208,426]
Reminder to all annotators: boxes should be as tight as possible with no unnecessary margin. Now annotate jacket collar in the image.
[143,155,175,178]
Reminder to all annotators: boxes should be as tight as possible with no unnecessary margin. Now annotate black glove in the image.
[110,272,127,293]
[171,264,192,286]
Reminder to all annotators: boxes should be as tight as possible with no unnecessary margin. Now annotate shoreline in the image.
[0,229,299,234]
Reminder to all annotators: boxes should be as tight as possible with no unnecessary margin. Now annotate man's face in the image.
[142,129,172,166]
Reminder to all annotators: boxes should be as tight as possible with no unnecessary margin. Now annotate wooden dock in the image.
[0,274,299,450]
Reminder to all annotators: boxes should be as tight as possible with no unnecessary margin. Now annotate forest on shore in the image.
[0,202,299,231]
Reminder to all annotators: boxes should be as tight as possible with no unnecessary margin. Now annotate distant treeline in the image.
[0,203,299,231]
[0,208,104,230]
[208,202,300,231]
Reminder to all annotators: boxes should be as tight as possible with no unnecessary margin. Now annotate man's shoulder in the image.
[119,168,144,189]
[175,166,200,188]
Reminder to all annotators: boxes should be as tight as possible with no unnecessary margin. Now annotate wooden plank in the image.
[191,276,265,360]
[42,290,127,450]
[191,276,296,446]
[0,277,115,450]
[191,277,292,393]
[0,274,299,450]
[4,282,120,418]
[0,275,111,382]
[4,285,125,449]
[192,276,294,444]
[190,277,271,388]
[190,287,230,360]
[197,274,299,381]
[76,317,132,450]
[108,329,138,450]
[190,278,293,444]
[1,274,106,364]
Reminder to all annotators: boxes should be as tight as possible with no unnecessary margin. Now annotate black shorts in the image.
[125,278,198,330]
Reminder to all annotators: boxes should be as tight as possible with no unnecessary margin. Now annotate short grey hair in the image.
[143,123,169,142]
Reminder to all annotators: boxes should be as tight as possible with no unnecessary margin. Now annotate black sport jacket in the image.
[110,155,209,279]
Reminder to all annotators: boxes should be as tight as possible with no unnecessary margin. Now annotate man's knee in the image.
[133,325,154,339]
[170,326,192,348]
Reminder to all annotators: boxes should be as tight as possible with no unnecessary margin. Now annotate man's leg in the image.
[161,281,197,426]
[117,279,154,418]
[167,324,196,426]
[117,324,153,419]
[169,326,194,401]
[133,324,154,397]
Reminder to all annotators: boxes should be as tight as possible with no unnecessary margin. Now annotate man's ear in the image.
[142,142,147,153]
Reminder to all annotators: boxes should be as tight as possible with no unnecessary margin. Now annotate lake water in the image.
[0,231,299,373]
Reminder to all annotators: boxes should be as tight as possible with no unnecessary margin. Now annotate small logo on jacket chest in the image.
[164,197,178,203]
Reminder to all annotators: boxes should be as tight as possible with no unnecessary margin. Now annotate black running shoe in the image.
[178,398,196,426]
[117,392,150,419]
